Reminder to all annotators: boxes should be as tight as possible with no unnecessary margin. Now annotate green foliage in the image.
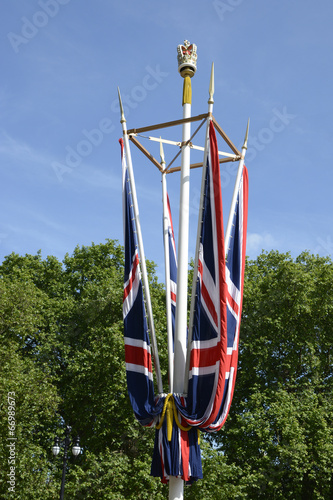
[186,440,246,499]
[0,246,332,498]
[64,448,166,499]
[0,277,60,498]
[0,240,170,498]
[218,251,333,499]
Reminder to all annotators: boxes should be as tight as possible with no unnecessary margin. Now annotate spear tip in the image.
[117,87,126,124]
[242,118,250,150]
[208,62,214,104]
[160,137,165,165]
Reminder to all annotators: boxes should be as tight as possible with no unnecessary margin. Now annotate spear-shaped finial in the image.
[160,137,165,167]
[117,87,126,124]
[242,118,250,150]
[208,62,214,104]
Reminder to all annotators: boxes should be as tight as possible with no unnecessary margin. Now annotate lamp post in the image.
[52,425,81,500]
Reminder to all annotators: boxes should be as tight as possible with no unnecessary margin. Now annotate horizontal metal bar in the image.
[127,113,209,135]
[166,155,241,174]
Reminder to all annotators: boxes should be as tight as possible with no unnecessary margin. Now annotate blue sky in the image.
[1,0,333,279]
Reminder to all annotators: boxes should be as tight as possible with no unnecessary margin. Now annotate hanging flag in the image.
[120,122,248,485]
[151,395,203,484]
[151,122,227,482]
[166,193,177,339]
[177,120,228,428]
[205,164,248,431]
[120,138,160,427]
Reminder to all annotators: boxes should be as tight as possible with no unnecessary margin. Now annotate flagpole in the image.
[173,75,191,392]
[169,40,197,500]
[224,119,249,257]
[184,63,215,393]
[161,141,174,393]
[118,88,163,395]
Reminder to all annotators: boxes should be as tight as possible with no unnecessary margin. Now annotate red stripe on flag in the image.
[190,342,221,368]
[181,427,190,482]
[227,290,239,316]
[201,279,218,327]
[123,254,139,301]
[125,344,151,369]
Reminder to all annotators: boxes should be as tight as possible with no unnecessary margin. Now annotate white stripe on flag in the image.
[123,256,141,319]
[225,267,241,305]
[124,337,151,352]
[189,362,219,378]
[125,363,154,381]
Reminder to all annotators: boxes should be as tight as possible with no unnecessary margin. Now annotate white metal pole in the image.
[224,119,249,257]
[161,142,174,394]
[184,63,215,393]
[118,88,163,395]
[173,93,191,394]
[169,80,191,500]
[170,40,197,499]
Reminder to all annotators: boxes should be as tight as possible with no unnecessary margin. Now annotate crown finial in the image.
[117,87,126,124]
[177,40,197,78]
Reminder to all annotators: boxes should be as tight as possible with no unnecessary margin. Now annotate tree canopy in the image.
[210,251,333,500]
[0,243,332,498]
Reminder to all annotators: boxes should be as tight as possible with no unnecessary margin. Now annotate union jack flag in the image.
[120,138,156,427]
[181,120,228,427]
[151,407,202,484]
[151,185,203,484]
[174,122,248,433]
[205,164,248,431]
[154,120,248,483]
[120,118,248,484]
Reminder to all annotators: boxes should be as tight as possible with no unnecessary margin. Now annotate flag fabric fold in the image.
[121,138,162,426]
[120,121,248,484]
[151,406,202,484]
[176,121,228,428]
[149,187,203,484]
[205,164,248,432]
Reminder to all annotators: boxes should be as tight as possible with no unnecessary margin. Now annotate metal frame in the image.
[126,113,243,176]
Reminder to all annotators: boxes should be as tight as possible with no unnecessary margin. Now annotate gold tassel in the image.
[182,76,192,105]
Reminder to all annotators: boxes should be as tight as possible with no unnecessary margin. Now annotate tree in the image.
[216,251,333,499]
[1,246,332,498]
[0,277,60,498]
[0,241,168,499]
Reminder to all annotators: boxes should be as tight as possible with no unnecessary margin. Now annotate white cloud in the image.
[246,232,277,257]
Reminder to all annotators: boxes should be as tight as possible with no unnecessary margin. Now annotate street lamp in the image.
[52,425,81,500]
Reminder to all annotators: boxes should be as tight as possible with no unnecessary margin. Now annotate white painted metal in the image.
[224,119,249,257]
[184,63,214,394]
[149,136,181,147]
[169,476,184,500]
[173,100,191,395]
[161,142,174,394]
[147,135,237,159]
[188,143,237,158]
[118,89,163,395]
[169,96,192,500]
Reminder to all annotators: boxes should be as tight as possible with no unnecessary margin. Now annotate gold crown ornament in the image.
[177,40,197,78]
